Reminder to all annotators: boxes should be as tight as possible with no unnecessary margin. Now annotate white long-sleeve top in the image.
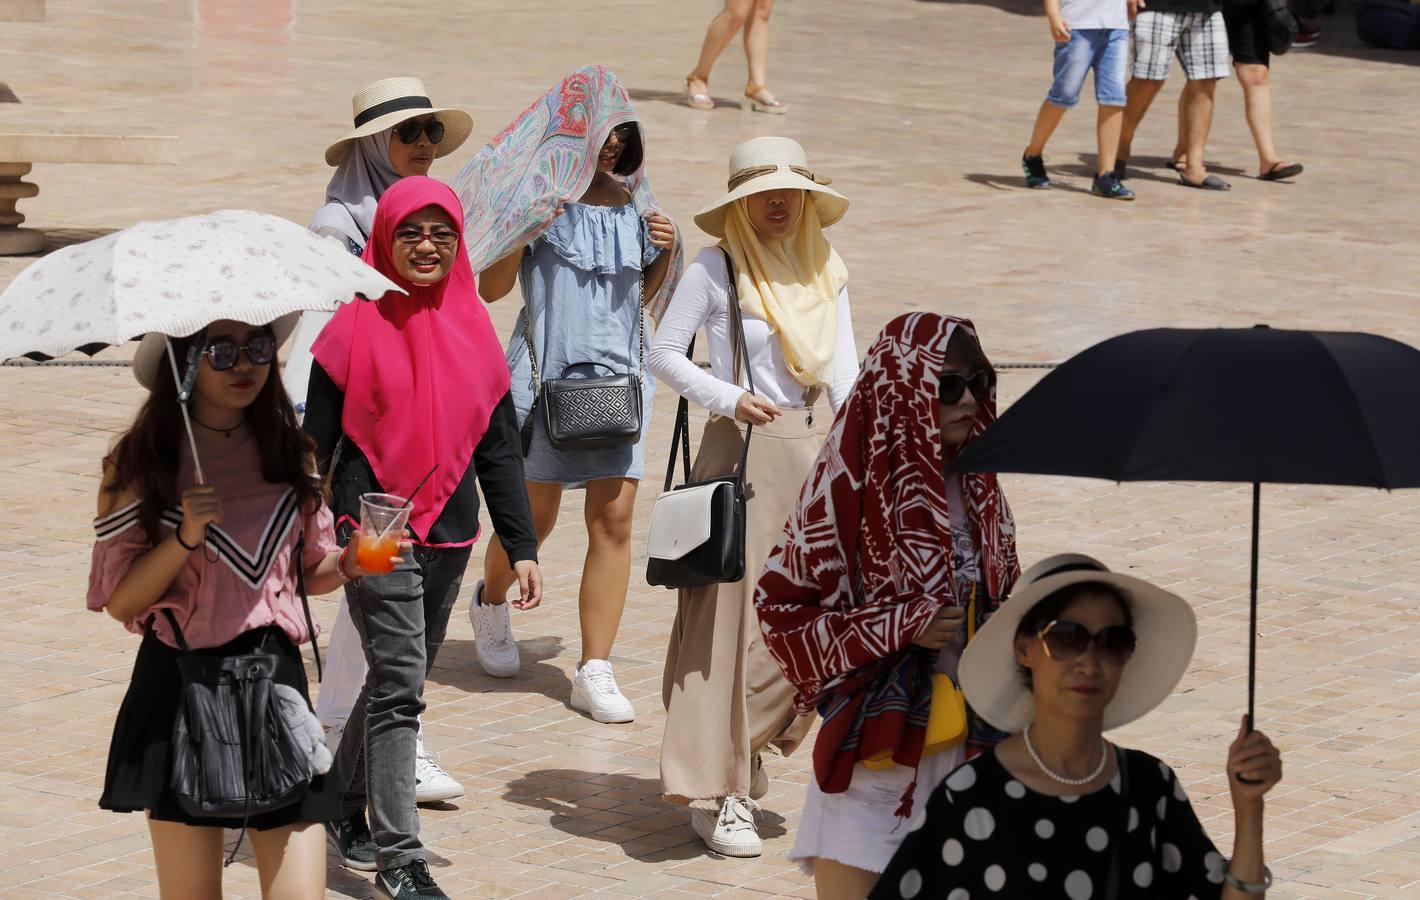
[649,247,859,420]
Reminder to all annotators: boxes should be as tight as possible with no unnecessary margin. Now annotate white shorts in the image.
[790,746,965,876]
[1131,10,1232,81]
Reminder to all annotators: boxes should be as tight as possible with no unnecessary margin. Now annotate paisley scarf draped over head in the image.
[755,313,1020,796]
[311,177,511,542]
[454,65,683,319]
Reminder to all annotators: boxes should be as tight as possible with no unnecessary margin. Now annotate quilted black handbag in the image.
[520,223,647,454]
[166,534,323,862]
[645,250,754,589]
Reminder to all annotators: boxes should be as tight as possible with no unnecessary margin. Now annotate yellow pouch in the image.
[862,674,968,770]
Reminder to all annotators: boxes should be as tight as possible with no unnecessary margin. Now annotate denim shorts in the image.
[1046,28,1129,108]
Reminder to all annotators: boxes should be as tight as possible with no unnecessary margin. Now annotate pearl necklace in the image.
[1024,724,1109,786]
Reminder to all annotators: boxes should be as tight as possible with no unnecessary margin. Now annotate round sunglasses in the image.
[939,370,994,405]
[1037,619,1137,665]
[395,117,445,146]
[202,334,277,371]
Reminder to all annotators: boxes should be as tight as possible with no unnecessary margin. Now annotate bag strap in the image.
[161,607,192,653]
[721,249,756,486]
[662,336,696,492]
[294,529,322,683]
[1104,746,1130,900]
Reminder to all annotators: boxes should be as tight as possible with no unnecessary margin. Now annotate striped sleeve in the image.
[87,500,150,614]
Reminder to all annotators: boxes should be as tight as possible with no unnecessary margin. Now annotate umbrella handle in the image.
[1235,482,1264,785]
[164,336,207,486]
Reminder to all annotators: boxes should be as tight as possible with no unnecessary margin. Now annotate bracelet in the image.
[174,528,200,552]
[1223,863,1272,893]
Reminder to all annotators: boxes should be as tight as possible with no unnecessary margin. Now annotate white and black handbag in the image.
[646,250,754,588]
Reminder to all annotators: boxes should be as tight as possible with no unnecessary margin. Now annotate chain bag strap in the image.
[646,249,756,588]
[521,217,647,455]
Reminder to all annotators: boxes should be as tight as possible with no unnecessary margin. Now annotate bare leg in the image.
[1172,84,1188,165]
[814,858,881,900]
[1235,62,1288,175]
[249,821,326,900]
[1118,77,1166,163]
[1025,100,1069,158]
[578,478,638,664]
[1180,78,1219,184]
[482,481,562,604]
[689,0,754,94]
[1097,105,1124,174]
[147,818,223,900]
[744,0,775,89]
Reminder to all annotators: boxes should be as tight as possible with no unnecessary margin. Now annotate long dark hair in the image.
[106,330,322,543]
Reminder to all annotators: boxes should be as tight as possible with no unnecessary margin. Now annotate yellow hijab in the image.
[722,196,849,388]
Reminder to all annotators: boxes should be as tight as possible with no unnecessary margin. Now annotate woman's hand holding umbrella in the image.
[177,485,223,549]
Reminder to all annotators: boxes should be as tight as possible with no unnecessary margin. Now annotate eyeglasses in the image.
[1037,620,1137,665]
[393,226,459,250]
[394,117,445,145]
[938,370,994,405]
[203,333,277,371]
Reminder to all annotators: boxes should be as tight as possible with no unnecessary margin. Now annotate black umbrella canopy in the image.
[954,326,1420,489]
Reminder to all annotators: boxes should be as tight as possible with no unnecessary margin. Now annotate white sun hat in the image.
[325,77,474,167]
[959,553,1198,734]
[693,136,849,238]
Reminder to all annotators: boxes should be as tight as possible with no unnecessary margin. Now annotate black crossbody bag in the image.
[645,250,755,588]
[165,533,323,861]
[520,222,647,454]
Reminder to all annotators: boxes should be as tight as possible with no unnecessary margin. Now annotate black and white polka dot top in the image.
[869,747,1227,900]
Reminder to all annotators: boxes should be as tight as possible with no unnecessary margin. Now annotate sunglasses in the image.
[393,226,459,250]
[1037,620,1137,665]
[394,117,445,145]
[938,370,994,405]
[202,333,277,371]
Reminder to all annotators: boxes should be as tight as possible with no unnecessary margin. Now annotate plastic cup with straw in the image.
[355,464,438,574]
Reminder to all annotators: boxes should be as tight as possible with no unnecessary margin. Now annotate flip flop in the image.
[1178,173,1231,191]
[1260,162,1304,181]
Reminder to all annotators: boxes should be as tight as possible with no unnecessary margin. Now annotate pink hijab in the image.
[312,177,511,542]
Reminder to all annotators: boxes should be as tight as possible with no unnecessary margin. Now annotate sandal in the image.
[1259,161,1304,181]
[1177,173,1231,191]
[744,84,787,115]
[685,74,714,111]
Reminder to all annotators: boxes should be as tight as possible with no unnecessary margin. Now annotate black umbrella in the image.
[953,326,1420,733]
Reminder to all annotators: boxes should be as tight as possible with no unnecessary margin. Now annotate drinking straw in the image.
[373,464,438,541]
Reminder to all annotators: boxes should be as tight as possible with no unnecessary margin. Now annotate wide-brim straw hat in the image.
[133,313,300,390]
[960,553,1197,734]
[325,77,473,167]
[694,136,849,238]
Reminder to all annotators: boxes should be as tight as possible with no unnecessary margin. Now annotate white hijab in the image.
[309,131,400,248]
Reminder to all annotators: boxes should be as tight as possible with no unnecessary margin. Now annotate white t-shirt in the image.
[1060,0,1129,31]
[648,247,859,419]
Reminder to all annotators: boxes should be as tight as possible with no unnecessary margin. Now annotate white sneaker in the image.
[749,753,768,800]
[469,579,519,677]
[570,659,635,723]
[414,747,464,804]
[691,797,762,857]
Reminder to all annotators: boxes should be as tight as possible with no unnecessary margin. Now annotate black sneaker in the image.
[1022,154,1051,189]
[1113,159,1128,181]
[326,813,377,872]
[1091,172,1136,201]
[374,859,448,899]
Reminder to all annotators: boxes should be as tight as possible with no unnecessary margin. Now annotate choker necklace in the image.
[1024,724,1109,786]
[191,414,243,439]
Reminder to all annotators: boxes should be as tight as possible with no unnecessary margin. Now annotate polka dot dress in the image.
[868,748,1227,899]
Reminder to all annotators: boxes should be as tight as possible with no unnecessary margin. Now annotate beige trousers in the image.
[660,409,822,809]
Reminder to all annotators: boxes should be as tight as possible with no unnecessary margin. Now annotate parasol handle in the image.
[1236,480,1263,784]
[164,336,207,485]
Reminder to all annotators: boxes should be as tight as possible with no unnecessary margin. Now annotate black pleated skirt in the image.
[99,625,342,830]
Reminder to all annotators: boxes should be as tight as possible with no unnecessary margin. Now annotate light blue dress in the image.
[506,202,661,485]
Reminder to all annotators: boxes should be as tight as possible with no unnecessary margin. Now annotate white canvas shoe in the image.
[570,659,635,724]
[414,749,464,804]
[468,579,519,677]
[691,797,762,857]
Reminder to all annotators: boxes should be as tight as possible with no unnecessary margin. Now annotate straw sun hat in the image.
[959,554,1198,734]
[324,77,473,167]
[693,136,849,238]
[132,313,300,390]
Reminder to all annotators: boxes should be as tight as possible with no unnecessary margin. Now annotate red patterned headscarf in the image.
[755,313,1019,795]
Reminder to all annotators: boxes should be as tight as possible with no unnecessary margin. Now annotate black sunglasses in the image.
[202,333,277,371]
[394,117,445,145]
[938,370,994,405]
[1038,620,1137,665]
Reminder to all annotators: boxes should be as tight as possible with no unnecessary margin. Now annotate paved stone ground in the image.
[2,1,1419,897]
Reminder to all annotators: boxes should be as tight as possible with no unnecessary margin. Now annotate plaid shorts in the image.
[1130,10,1232,81]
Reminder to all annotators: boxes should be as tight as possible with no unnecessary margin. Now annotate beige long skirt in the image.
[660,408,821,809]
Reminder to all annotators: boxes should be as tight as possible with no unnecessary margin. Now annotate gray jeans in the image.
[334,544,471,870]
